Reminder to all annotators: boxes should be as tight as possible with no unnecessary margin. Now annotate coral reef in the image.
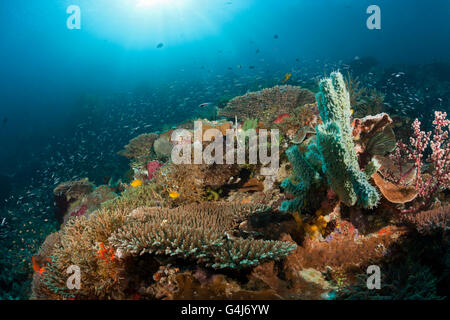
[28,71,449,301]
[31,207,129,299]
[53,180,117,225]
[150,269,283,300]
[31,201,296,299]
[337,232,449,300]
[153,163,207,203]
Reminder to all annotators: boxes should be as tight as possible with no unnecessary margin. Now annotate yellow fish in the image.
[169,191,180,199]
[282,73,292,83]
[130,179,143,188]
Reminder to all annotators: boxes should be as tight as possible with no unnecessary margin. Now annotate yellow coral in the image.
[169,191,180,199]
[304,224,320,239]
[130,180,143,188]
[299,214,329,239]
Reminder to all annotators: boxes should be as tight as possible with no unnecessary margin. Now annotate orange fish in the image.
[273,113,290,124]
[378,226,391,235]
[32,256,49,275]
[32,256,41,273]
[282,73,292,83]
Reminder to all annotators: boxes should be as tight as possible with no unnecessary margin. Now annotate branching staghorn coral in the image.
[109,203,297,269]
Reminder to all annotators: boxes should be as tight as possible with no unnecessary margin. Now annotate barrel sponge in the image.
[316,121,358,206]
[285,145,320,188]
[316,71,353,134]
[315,72,380,209]
[364,157,381,179]
[280,145,321,213]
[351,169,380,209]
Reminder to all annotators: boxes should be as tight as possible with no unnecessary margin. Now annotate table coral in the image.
[109,203,296,269]
[219,85,315,125]
[118,133,158,160]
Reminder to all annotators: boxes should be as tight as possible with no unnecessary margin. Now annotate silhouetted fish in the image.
[199,102,213,108]
[156,43,164,48]
[1,117,7,127]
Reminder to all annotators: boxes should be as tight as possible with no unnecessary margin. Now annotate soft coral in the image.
[391,111,449,212]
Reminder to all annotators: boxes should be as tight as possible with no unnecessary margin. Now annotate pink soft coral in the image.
[391,111,449,212]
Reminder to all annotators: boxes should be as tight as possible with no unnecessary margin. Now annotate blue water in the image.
[0,0,449,299]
